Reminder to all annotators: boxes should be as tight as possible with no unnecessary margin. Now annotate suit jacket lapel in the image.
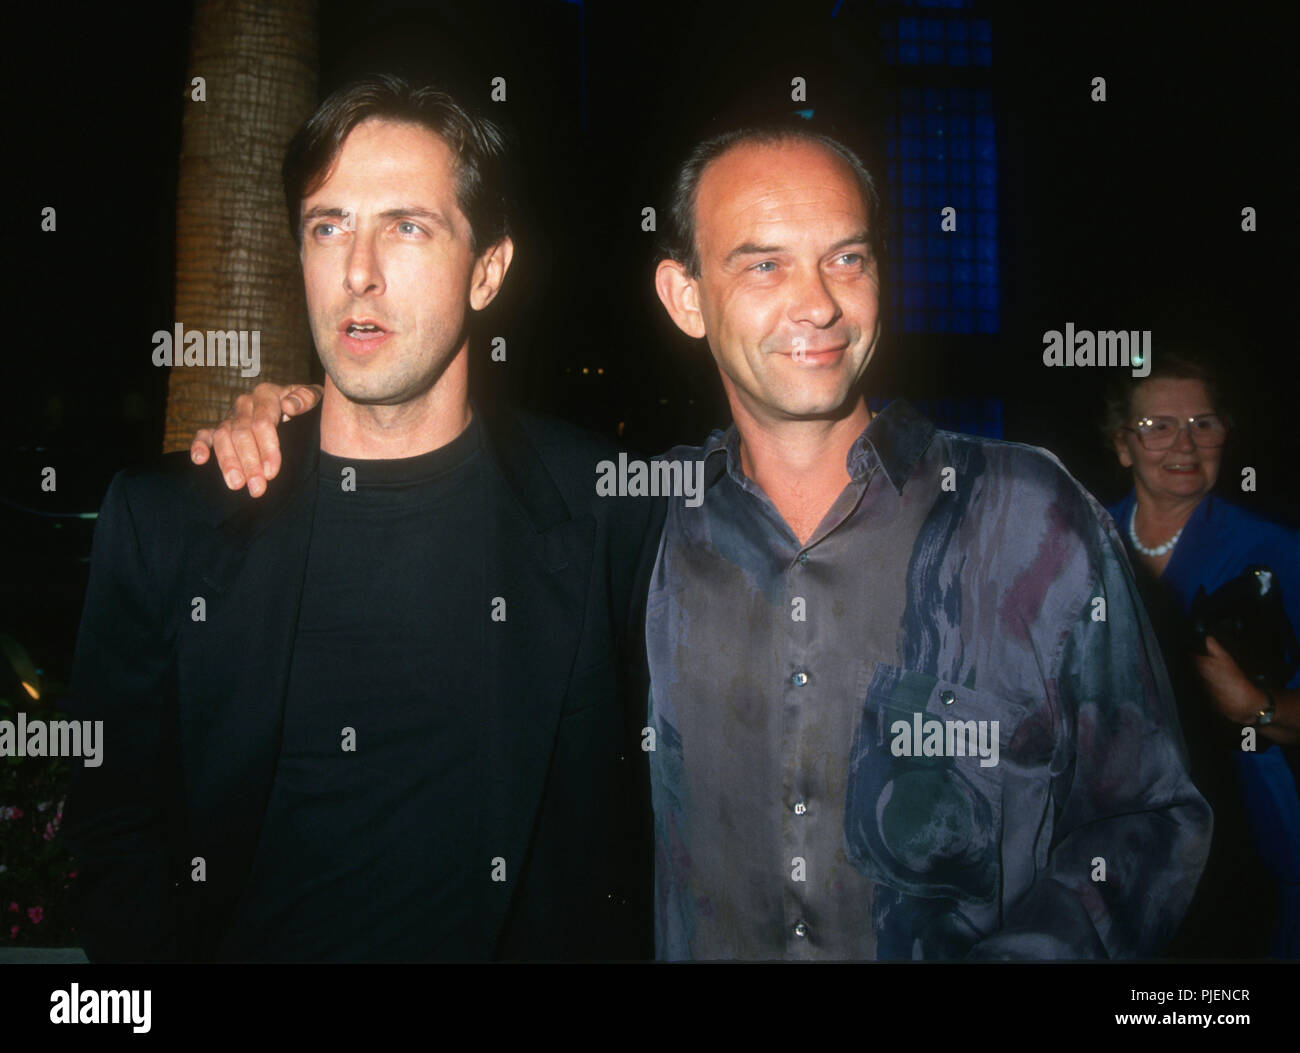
[176,411,322,948]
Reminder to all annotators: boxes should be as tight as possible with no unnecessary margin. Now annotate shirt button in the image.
[797,552,810,566]
[792,671,809,687]
[794,922,808,938]
[794,802,807,815]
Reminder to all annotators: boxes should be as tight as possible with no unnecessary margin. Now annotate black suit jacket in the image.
[62,404,664,962]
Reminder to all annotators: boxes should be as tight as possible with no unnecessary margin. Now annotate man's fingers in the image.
[229,422,267,497]
[246,386,290,480]
[281,384,323,419]
[250,412,283,480]
[225,392,265,492]
[190,429,214,464]
[206,382,313,494]
[211,425,244,491]
[251,381,292,413]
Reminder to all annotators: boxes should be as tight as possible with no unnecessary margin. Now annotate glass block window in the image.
[878,6,992,67]
[877,1,998,335]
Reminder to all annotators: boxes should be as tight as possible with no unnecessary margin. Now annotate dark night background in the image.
[4,0,1298,696]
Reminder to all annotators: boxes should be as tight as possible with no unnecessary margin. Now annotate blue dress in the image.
[1108,491,1300,957]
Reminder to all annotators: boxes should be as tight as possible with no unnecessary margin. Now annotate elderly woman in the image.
[1105,353,1300,957]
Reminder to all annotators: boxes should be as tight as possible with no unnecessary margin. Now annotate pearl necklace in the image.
[1128,506,1182,557]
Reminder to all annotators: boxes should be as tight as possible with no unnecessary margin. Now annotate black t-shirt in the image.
[218,418,487,961]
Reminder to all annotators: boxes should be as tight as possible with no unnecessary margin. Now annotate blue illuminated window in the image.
[877,1,998,335]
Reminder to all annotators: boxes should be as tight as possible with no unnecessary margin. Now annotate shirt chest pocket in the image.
[843,662,1028,905]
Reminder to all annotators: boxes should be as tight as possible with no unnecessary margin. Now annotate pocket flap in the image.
[843,663,1028,903]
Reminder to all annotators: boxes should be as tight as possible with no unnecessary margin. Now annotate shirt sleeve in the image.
[968,500,1213,959]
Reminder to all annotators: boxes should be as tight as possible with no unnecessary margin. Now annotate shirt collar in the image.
[700,398,936,495]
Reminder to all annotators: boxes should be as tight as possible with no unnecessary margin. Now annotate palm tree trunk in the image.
[163,0,319,452]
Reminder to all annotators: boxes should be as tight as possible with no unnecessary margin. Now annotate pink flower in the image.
[11,807,21,819]
[26,906,43,924]
[5,903,17,913]
[8,925,18,939]
[43,821,56,841]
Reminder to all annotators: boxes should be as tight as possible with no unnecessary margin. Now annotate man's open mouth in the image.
[344,320,388,339]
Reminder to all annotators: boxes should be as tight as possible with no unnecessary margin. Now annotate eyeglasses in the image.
[1124,414,1228,450]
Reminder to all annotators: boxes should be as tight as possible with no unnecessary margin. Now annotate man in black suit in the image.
[62,75,661,962]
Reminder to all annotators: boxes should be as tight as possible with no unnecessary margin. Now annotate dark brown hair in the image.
[282,74,511,255]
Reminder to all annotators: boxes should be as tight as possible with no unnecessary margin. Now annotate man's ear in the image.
[469,236,515,311]
[655,258,707,340]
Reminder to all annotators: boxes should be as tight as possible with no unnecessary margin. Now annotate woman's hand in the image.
[1196,637,1279,728]
[1194,635,1273,725]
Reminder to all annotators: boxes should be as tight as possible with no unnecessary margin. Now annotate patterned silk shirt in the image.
[646,399,1211,960]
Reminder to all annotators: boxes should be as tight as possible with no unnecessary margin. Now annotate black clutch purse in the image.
[1189,565,1300,690]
